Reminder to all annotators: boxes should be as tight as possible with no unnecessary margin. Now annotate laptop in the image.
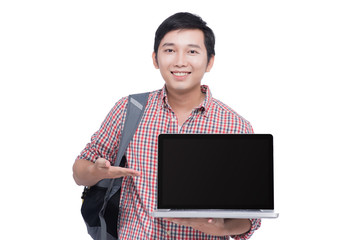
[151,134,279,219]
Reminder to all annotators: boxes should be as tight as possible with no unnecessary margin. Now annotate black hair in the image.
[154,12,215,63]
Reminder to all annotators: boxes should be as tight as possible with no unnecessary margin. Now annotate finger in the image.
[165,218,183,225]
[121,168,141,177]
[177,218,214,226]
[164,218,179,222]
[110,166,141,177]
[165,218,200,226]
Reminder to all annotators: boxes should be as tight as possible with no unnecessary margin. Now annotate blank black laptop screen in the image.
[158,134,274,210]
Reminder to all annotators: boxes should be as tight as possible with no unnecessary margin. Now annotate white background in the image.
[1,1,359,239]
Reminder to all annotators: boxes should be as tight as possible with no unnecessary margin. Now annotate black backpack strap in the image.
[99,92,149,240]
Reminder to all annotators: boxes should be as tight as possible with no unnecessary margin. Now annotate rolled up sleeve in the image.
[75,97,127,164]
[231,219,261,240]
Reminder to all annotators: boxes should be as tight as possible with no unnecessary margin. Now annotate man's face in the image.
[152,29,214,95]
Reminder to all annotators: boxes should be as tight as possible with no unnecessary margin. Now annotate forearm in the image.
[223,219,251,236]
[72,159,101,186]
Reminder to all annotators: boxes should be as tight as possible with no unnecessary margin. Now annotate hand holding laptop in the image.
[164,218,252,236]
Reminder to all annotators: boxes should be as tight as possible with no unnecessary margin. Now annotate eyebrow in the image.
[161,43,202,49]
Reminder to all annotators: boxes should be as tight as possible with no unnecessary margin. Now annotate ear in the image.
[205,55,215,72]
[152,52,159,69]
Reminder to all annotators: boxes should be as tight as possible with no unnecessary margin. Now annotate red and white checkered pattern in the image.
[77,85,261,239]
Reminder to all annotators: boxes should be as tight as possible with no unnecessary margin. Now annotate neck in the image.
[166,85,205,113]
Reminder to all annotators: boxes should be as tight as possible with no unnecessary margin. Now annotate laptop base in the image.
[151,209,279,219]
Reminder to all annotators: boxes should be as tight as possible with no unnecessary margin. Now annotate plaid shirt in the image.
[77,85,261,239]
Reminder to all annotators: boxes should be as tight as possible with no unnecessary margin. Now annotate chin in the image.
[166,83,200,93]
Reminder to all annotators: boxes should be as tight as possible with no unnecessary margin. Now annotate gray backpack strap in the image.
[99,92,149,240]
[114,92,149,167]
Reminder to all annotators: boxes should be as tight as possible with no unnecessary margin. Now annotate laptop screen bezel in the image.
[157,133,274,210]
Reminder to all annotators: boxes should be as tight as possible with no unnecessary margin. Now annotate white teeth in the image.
[173,72,188,76]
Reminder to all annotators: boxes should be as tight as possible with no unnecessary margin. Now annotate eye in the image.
[165,49,175,53]
[189,50,199,54]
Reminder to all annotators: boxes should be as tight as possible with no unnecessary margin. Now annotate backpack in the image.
[80,92,149,240]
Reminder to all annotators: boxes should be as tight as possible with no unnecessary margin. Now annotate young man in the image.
[73,12,261,239]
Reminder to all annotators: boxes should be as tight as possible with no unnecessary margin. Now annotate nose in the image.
[174,52,188,67]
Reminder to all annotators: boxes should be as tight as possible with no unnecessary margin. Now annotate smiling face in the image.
[152,29,214,95]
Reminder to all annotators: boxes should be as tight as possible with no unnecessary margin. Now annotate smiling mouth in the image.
[171,71,191,76]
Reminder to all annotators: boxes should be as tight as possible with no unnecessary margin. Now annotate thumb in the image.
[96,158,111,168]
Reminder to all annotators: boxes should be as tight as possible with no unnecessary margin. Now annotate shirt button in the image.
[166,230,171,235]
[171,117,176,122]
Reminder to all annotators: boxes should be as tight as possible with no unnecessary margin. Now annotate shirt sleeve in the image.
[243,119,254,134]
[75,97,128,164]
[231,219,261,240]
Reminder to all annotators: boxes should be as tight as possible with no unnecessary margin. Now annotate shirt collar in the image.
[160,84,212,117]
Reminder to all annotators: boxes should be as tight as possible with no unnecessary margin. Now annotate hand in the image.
[164,218,252,236]
[73,158,141,186]
[92,158,141,180]
[164,218,226,236]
